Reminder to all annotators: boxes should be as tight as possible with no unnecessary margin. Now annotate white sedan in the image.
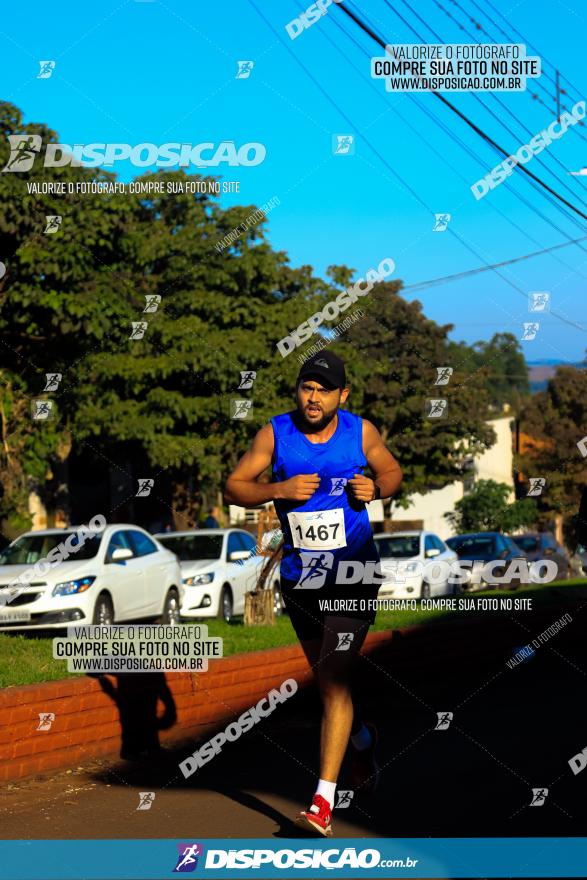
[373,530,459,599]
[155,529,282,623]
[0,524,182,630]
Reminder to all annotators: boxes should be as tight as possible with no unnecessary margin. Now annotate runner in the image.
[225,350,402,836]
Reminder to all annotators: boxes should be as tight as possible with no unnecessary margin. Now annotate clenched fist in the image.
[348,474,376,502]
[276,473,321,501]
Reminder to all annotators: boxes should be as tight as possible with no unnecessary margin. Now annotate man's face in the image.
[296,379,348,429]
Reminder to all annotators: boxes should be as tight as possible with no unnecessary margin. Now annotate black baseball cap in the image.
[297,351,347,390]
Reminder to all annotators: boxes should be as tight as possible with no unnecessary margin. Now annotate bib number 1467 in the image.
[295,522,338,543]
[287,509,347,550]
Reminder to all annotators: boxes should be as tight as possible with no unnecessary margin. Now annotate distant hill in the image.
[527,359,586,392]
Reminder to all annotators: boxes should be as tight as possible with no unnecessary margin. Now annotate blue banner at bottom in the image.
[1,837,585,878]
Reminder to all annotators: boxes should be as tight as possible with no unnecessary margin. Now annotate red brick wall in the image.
[0,631,392,782]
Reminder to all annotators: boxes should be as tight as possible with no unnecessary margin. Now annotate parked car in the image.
[0,525,182,631]
[510,532,570,580]
[155,529,282,623]
[445,532,527,590]
[373,530,459,599]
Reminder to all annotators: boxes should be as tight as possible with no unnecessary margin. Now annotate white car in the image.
[0,524,182,631]
[373,530,459,599]
[155,529,282,623]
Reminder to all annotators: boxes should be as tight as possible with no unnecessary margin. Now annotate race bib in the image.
[287,508,347,550]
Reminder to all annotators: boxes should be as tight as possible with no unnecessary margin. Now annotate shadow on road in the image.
[93,672,176,760]
[85,599,587,838]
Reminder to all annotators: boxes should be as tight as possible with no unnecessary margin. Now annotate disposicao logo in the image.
[173,843,204,873]
[2,136,266,172]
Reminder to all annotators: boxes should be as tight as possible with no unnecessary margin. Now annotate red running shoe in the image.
[296,794,333,837]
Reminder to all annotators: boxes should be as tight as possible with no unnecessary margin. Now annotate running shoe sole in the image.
[295,812,333,837]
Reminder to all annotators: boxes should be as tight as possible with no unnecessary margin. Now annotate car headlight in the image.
[403,562,419,573]
[183,573,215,586]
[52,576,96,596]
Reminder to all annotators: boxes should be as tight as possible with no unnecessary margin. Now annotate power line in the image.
[453,0,587,148]
[248,0,585,334]
[379,0,587,234]
[336,0,587,221]
[475,0,586,112]
[404,236,587,290]
[323,2,584,241]
[368,0,587,237]
[424,0,587,201]
[323,10,587,279]
[332,0,587,248]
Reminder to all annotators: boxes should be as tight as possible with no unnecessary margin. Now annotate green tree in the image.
[0,101,528,531]
[0,102,328,525]
[0,371,65,533]
[516,363,587,540]
[330,284,497,508]
[445,479,537,533]
[446,331,529,411]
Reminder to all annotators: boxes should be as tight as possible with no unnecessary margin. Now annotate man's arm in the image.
[224,424,320,508]
[348,420,403,502]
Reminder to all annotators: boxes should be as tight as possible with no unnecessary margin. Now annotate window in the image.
[106,531,134,560]
[447,535,496,557]
[128,530,158,558]
[158,534,223,561]
[494,535,508,554]
[375,535,420,559]
[227,532,246,560]
[431,535,446,553]
[238,532,257,554]
[0,532,102,565]
[424,535,436,556]
[513,536,538,553]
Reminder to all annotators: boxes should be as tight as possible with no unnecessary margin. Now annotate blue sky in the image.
[3,0,586,361]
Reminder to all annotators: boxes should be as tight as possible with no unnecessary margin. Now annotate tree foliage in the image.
[515,363,587,537]
[445,479,537,533]
[446,331,529,411]
[0,100,523,527]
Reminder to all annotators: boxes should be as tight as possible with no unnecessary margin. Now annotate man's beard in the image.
[297,405,336,432]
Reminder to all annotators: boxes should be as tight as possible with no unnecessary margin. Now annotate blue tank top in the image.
[271,409,378,583]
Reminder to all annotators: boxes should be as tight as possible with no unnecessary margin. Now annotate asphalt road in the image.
[2,597,587,847]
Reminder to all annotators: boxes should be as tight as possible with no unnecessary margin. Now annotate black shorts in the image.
[280,575,381,642]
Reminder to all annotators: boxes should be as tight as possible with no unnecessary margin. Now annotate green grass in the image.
[1,579,585,690]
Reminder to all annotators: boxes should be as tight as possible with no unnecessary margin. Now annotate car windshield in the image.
[375,535,420,558]
[512,536,539,552]
[447,536,496,556]
[0,532,102,565]
[158,534,224,562]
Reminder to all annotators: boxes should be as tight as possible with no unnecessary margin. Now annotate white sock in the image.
[351,723,372,752]
[313,779,336,811]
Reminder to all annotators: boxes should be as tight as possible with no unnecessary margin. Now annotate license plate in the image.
[0,609,31,623]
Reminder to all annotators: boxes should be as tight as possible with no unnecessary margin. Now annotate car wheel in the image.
[161,588,180,625]
[421,581,431,599]
[93,593,114,625]
[273,581,283,617]
[451,579,461,596]
[217,585,233,623]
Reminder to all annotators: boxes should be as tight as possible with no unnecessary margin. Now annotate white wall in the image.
[475,417,516,502]
[390,417,515,538]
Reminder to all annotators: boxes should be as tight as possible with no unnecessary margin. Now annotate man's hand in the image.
[348,474,376,502]
[277,473,321,501]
